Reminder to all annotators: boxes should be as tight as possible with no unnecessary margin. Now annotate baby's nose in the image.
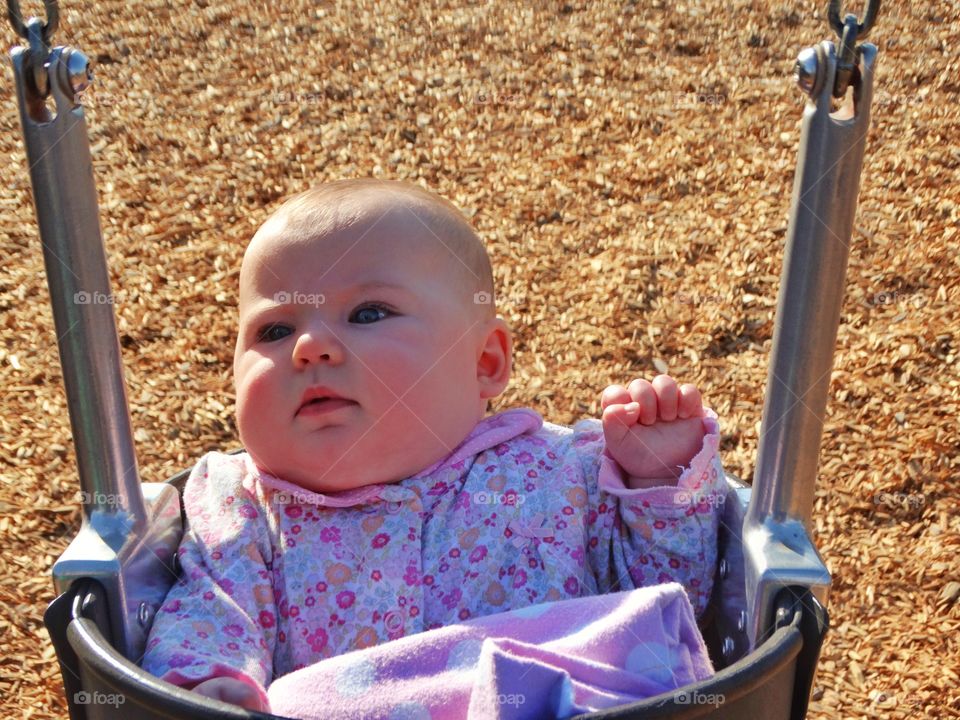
[292,327,346,366]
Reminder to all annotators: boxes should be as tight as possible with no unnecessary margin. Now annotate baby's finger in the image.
[677,383,704,419]
[627,378,658,425]
[603,401,640,425]
[652,374,679,421]
[601,384,631,411]
[602,402,640,444]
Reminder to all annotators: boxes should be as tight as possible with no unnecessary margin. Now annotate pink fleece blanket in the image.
[266,582,713,719]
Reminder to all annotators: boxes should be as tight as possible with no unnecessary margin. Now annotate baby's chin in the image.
[247,451,406,494]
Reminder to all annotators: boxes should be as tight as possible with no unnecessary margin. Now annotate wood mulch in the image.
[0,1,956,717]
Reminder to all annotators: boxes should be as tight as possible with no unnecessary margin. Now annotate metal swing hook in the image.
[6,0,68,103]
[7,0,58,42]
[826,0,880,98]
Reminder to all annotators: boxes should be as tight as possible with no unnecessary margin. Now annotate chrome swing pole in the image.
[742,0,880,649]
[7,0,181,661]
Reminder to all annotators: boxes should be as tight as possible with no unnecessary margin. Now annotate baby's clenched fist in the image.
[600,375,707,489]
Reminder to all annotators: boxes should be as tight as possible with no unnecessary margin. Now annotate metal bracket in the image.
[52,483,182,662]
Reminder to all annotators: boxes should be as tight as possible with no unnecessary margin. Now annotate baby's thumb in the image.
[602,403,638,443]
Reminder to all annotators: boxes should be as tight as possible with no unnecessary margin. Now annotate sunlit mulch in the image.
[0,1,957,718]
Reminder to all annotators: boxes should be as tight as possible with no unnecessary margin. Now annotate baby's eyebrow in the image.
[352,281,408,292]
[339,281,411,297]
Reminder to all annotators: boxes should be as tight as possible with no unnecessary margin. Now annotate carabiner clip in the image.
[7,0,63,102]
[826,0,880,99]
[827,0,879,42]
[7,0,59,43]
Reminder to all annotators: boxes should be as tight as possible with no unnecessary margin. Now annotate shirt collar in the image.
[408,407,543,479]
[245,408,544,508]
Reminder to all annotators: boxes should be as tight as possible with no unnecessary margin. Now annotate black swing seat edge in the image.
[45,576,826,720]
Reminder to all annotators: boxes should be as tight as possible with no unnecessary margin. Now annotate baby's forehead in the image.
[240,184,490,313]
[252,196,460,267]
[292,187,443,231]
[244,214,458,290]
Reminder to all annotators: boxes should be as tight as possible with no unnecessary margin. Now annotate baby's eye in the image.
[350,303,393,325]
[256,323,293,343]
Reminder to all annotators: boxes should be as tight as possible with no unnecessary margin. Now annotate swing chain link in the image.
[826,0,880,99]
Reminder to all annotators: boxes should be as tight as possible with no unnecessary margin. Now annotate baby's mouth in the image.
[297,397,358,416]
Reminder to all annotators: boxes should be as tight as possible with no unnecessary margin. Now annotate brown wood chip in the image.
[1,2,957,718]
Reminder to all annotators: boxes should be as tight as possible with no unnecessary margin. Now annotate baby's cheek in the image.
[235,364,278,438]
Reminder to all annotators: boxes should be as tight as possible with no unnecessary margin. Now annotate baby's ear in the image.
[477,317,512,399]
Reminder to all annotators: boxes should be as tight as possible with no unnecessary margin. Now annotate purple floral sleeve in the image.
[141,453,277,706]
[573,411,725,616]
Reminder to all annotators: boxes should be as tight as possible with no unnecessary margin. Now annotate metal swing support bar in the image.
[7,0,181,663]
[743,1,879,649]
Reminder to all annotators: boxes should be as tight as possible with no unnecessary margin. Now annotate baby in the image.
[141,179,726,712]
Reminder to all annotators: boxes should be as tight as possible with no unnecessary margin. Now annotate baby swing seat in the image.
[43,468,828,719]
[7,0,881,717]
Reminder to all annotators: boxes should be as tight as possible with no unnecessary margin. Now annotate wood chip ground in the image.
[0,1,957,718]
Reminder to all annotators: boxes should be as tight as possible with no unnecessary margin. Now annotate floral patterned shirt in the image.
[141,407,726,702]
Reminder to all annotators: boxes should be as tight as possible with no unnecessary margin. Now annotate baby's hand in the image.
[191,676,269,712]
[601,375,707,489]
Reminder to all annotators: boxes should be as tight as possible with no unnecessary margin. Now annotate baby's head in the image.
[233,179,513,492]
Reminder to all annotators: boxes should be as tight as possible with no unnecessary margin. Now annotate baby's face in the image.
[234,203,509,492]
